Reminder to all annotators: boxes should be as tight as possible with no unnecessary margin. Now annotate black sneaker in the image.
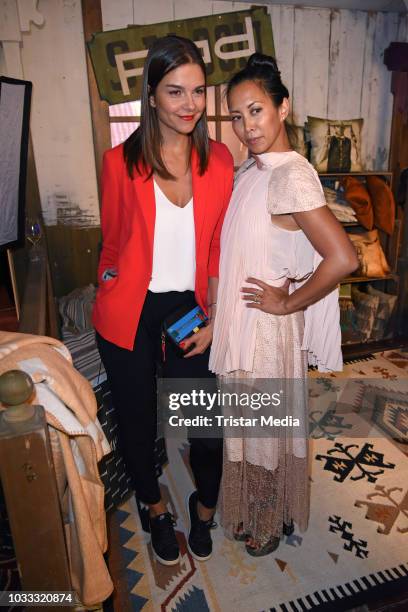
[186,491,216,562]
[149,512,180,566]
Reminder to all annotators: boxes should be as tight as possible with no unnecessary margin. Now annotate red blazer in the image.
[92,140,234,350]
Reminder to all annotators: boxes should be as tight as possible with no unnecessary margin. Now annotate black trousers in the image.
[96,290,222,508]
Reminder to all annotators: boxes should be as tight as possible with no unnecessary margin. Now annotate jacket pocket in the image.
[101,267,118,281]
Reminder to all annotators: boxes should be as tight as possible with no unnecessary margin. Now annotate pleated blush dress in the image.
[209,150,342,545]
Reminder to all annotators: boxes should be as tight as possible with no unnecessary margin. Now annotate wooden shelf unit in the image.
[342,273,398,284]
[319,170,402,357]
[342,336,408,360]
[319,171,393,178]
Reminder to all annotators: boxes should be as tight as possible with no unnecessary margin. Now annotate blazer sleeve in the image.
[208,155,234,277]
[97,151,122,283]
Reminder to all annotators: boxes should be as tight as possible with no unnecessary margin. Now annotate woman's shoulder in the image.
[103,143,125,165]
[234,157,257,183]
[208,139,234,169]
[268,153,326,214]
[277,152,320,185]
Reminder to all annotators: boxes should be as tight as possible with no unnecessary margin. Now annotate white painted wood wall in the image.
[102,0,408,173]
[1,0,408,227]
[0,0,99,227]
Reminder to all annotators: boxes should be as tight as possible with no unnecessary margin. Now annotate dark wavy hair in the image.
[123,35,209,180]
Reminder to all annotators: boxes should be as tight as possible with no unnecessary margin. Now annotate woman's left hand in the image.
[241,277,290,315]
[182,321,214,358]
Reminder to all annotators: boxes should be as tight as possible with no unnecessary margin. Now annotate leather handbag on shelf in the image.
[348,229,390,278]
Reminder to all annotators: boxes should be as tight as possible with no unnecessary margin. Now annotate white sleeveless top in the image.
[148,181,196,293]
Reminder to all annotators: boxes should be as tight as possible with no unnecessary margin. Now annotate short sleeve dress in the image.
[209,150,342,544]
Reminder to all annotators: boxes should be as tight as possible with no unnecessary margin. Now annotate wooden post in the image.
[6,249,20,320]
[384,42,408,336]
[397,180,408,335]
[0,370,72,593]
[81,0,111,200]
[18,247,47,336]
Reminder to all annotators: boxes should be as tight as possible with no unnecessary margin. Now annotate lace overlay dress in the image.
[209,151,342,545]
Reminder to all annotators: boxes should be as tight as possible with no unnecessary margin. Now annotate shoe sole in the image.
[152,548,181,566]
[185,493,212,562]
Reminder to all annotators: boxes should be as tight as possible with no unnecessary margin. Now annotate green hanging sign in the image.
[87,7,275,105]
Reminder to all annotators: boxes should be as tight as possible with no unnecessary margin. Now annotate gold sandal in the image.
[233,523,248,542]
[245,536,280,557]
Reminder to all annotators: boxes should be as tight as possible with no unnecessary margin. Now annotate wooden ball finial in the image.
[0,370,34,406]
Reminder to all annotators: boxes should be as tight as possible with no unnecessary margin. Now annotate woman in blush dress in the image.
[209,53,358,556]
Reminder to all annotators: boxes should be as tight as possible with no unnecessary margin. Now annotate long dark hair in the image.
[123,35,209,180]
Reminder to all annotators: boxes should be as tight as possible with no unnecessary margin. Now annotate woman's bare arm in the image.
[243,206,359,315]
[285,206,358,311]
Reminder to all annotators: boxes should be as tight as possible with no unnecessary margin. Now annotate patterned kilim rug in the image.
[106,350,408,612]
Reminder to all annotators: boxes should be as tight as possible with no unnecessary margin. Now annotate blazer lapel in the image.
[131,152,208,268]
[191,147,208,258]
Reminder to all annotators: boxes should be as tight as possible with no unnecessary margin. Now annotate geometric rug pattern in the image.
[108,350,408,611]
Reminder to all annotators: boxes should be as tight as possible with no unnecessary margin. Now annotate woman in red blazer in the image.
[93,36,233,566]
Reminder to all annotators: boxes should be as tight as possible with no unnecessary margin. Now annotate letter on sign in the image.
[195,39,212,64]
[116,50,148,96]
[214,17,255,60]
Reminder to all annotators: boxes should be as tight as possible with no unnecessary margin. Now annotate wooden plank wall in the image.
[102,0,408,171]
[4,0,102,297]
[5,1,405,297]
[20,1,100,228]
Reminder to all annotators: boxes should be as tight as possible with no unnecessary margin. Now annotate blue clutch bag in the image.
[163,303,208,351]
